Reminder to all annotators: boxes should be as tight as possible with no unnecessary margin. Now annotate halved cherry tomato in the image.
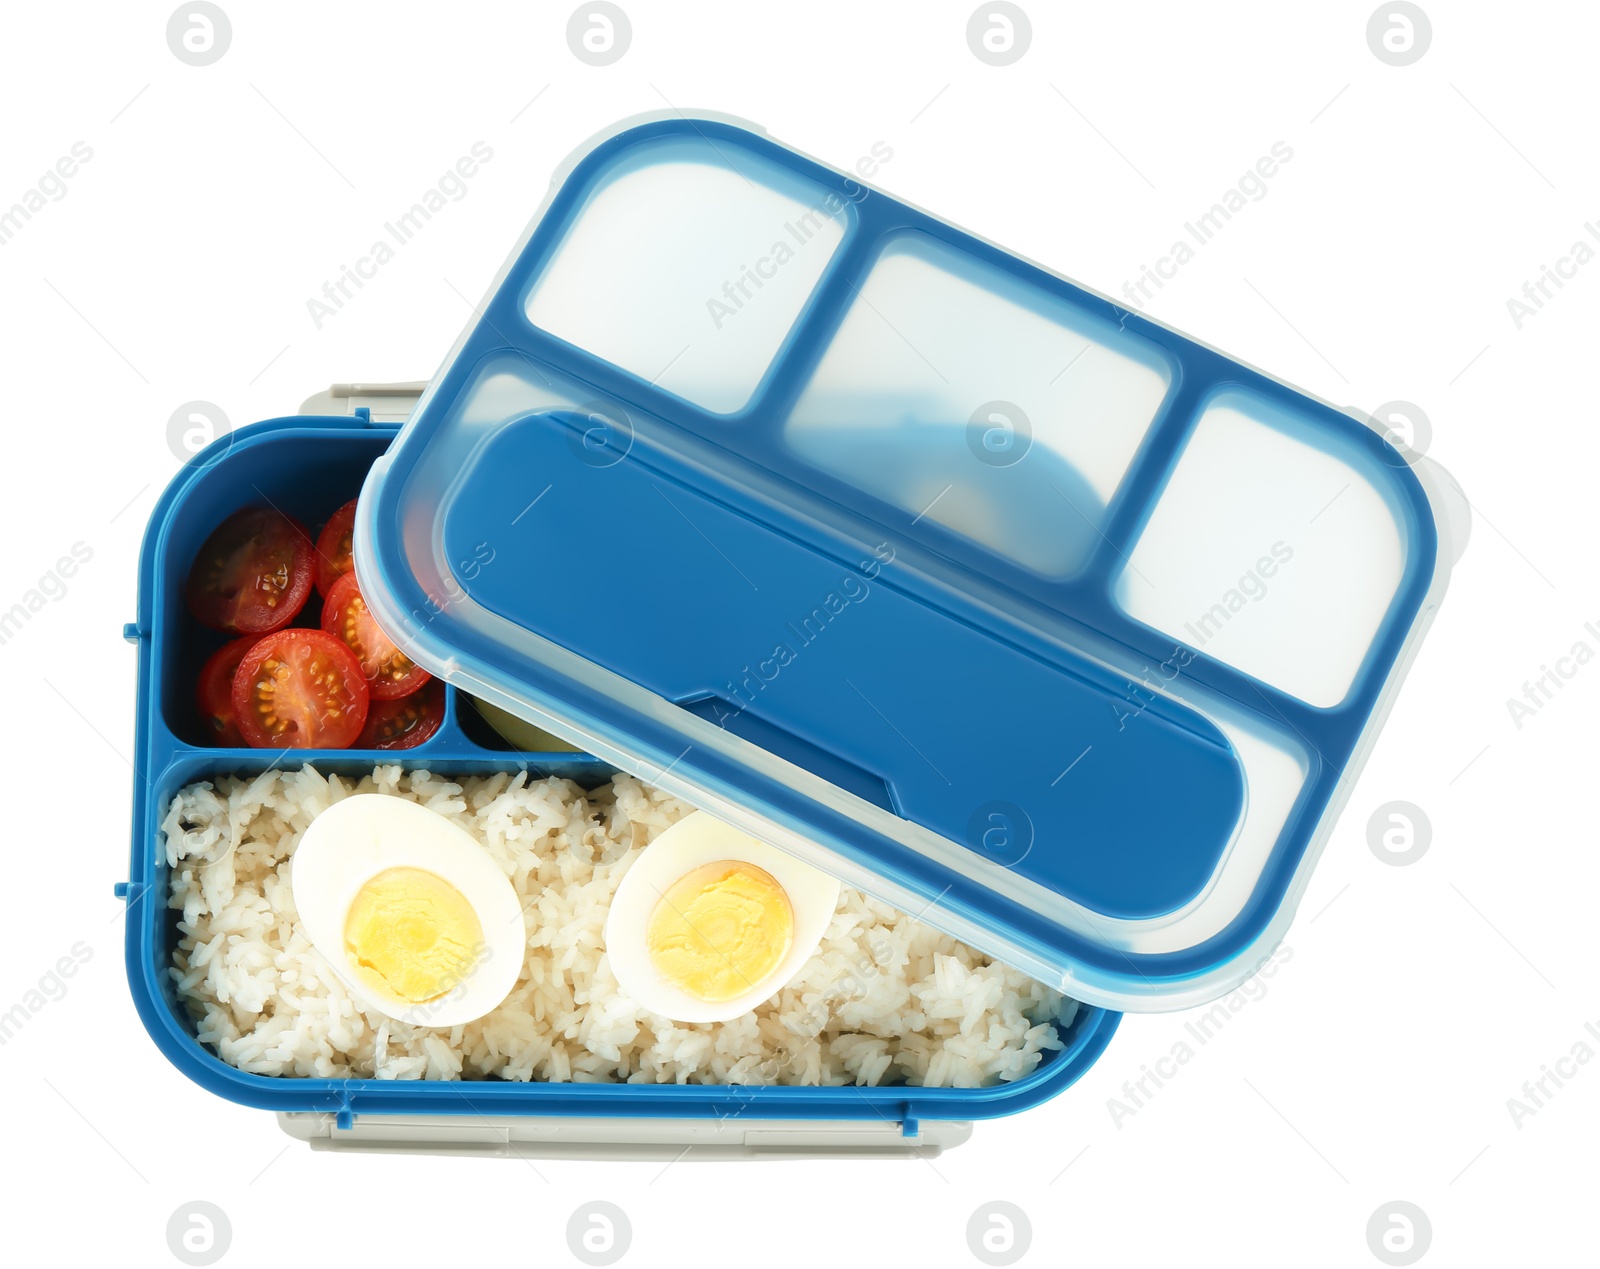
[321,571,430,701]
[195,636,258,746]
[187,507,314,634]
[315,498,359,597]
[232,629,369,749]
[356,679,445,750]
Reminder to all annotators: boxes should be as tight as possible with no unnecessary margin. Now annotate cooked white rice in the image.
[164,765,1070,1087]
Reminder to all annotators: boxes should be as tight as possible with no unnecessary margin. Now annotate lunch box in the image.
[121,113,1466,1156]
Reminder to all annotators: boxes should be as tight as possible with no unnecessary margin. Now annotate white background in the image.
[1,1,1593,1265]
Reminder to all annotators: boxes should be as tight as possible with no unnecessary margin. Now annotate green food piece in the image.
[471,697,583,753]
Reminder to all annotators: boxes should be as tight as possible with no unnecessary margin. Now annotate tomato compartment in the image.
[155,432,383,746]
[148,428,556,761]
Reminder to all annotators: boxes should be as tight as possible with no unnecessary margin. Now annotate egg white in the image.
[290,794,526,1026]
[604,811,842,1023]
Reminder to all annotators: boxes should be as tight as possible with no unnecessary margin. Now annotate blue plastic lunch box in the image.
[121,410,1119,1154]
[121,112,1463,1154]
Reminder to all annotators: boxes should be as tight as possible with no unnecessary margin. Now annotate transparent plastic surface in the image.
[525,136,851,414]
[785,234,1173,577]
[1117,388,1407,706]
[357,114,1458,1010]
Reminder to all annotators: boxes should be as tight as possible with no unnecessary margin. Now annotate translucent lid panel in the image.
[357,114,1459,1010]
[785,233,1173,577]
[524,137,851,415]
[1117,388,1407,706]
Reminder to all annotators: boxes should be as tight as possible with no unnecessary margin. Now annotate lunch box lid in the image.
[354,111,1467,1012]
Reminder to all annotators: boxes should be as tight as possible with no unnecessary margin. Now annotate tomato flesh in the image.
[321,571,430,700]
[315,499,359,597]
[232,629,369,749]
[195,636,258,746]
[187,507,314,634]
[356,679,445,750]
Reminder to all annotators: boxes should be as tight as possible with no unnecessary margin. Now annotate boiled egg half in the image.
[291,794,525,1026]
[604,811,841,1023]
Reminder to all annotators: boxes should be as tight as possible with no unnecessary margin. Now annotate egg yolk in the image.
[645,861,794,1003]
[343,867,484,1004]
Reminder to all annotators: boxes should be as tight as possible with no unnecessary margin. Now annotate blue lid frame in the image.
[357,114,1460,1010]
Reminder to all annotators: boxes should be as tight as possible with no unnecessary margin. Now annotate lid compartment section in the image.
[782,232,1174,579]
[523,134,857,416]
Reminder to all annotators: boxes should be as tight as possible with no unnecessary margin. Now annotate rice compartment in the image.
[164,764,1070,1088]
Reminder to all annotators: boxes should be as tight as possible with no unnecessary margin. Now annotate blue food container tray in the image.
[122,409,1118,1155]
